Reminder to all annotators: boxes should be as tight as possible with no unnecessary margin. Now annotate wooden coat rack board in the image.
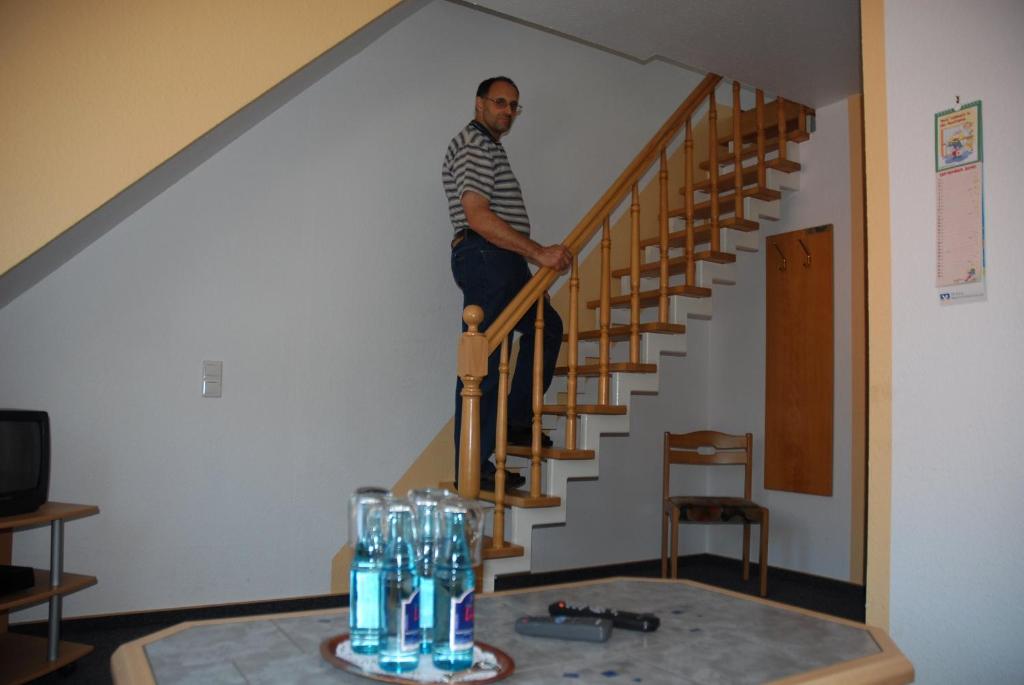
[765,224,834,495]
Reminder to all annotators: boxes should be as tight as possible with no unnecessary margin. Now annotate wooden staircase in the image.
[450,76,815,587]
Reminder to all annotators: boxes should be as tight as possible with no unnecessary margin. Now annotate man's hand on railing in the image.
[532,244,572,273]
[462,191,572,273]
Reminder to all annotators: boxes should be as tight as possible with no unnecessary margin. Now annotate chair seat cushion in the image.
[665,496,765,524]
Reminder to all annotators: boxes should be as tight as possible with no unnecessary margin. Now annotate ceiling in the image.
[463,0,862,108]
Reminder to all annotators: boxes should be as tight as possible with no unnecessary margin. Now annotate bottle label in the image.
[420,577,435,629]
[400,589,421,652]
[352,570,380,629]
[448,587,474,651]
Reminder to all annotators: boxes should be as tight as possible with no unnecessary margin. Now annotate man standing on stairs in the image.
[443,76,572,492]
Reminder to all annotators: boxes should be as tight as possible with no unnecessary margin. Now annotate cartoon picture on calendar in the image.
[936,102,981,171]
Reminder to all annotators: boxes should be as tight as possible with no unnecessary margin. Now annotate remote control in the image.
[514,615,613,642]
[549,600,660,632]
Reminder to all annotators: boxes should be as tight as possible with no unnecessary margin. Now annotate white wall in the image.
[0,0,704,618]
[703,99,856,581]
[885,1,1024,682]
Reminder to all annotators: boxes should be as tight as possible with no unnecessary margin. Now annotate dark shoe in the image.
[481,470,526,492]
[507,425,553,449]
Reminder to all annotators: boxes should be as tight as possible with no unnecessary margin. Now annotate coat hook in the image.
[797,239,812,267]
[773,242,787,272]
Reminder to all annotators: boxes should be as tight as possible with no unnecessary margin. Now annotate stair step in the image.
[700,138,804,172]
[554,362,657,376]
[642,220,760,251]
[506,445,596,461]
[586,284,711,310]
[482,536,525,560]
[610,252,735,280]
[669,187,781,222]
[717,98,810,147]
[438,482,561,510]
[542,404,628,416]
[692,160,801,195]
[692,250,737,264]
[637,221,755,255]
[720,216,761,231]
[566,322,686,343]
[477,488,561,509]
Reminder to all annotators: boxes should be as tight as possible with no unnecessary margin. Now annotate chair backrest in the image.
[663,430,754,501]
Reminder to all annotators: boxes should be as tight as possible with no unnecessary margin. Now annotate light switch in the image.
[202,360,223,398]
[202,379,222,398]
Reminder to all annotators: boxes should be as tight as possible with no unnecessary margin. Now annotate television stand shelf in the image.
[0,502,99,685]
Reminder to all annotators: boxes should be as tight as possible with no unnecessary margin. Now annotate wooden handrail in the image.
[482,73,723,353]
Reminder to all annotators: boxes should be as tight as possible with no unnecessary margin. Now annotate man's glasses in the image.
[483,96,524,115]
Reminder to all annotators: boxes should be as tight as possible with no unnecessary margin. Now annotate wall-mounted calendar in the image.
[935,101,985,304]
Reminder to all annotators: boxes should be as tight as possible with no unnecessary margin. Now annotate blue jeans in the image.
[451,231,563,478]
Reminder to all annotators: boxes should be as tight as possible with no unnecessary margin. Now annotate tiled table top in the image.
[111,578,913,685]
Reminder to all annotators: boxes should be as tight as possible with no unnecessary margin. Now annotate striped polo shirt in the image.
[442,120,530,236]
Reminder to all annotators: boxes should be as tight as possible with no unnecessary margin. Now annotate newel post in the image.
[457,305,487,499]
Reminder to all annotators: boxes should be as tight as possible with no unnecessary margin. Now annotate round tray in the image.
[320,634,515,684]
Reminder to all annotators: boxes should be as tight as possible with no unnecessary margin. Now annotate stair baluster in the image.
[777,96,788,163]
[708,89,720,253]
[566,255,580,449]
[629,184,641,364]
[658,148,670,323]
[598,218,612,405]
[457,305,486,500]
[732,81,745,225]
[685,118,696,287]
[756,89,767,188]
[492,338,509,547]
[531,298,544,498]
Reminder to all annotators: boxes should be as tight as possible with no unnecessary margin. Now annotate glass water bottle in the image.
[409,488,451,654]
[378,497,420,672]
[432,497,483,671]
[348,488,387,654]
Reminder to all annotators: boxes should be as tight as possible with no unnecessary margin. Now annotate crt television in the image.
[0,410,50,517]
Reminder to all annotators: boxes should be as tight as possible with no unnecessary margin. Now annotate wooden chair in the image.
[661,430,769,596]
